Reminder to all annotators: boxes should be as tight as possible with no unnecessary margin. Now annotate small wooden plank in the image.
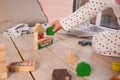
[11,34,84,80]
[0,34,33,80]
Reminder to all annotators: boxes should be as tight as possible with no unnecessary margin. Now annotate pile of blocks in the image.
[33,23,54,51]
[0,44,7,80]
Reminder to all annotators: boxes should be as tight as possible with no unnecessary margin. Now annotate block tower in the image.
[0,44,7,80]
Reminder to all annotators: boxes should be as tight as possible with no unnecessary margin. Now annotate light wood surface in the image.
[0,34,33,80]
[0,32,120,80]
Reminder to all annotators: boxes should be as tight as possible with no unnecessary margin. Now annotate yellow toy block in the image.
[112,62,120,72]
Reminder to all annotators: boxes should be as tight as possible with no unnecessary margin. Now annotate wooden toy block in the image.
[112,62,120,72]
[0,51,5,62]
[66,51,72,64]
[52,69,71,80]
[0,44,7,80]
[38,37,53,49]
[0,72,7,80]
[33,23,45,51]
[0,62,8,72]
[8,61,35,72]
[66,51,79,65]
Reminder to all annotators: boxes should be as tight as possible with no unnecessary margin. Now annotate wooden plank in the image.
[0,34,33,80]
[48,33,120,80]
[11,34,84,80]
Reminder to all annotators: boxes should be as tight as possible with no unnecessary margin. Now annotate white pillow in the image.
[0,0,47,33]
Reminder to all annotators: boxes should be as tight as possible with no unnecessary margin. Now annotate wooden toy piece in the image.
[52,69,71,80]
[32,23,45,51]
[38,36,53,49]
[112,62,120,72]
[8,61,35,72]
[0,62,8,80]
[0,44,8,80]
[76,61,91,77]
[46,27,54,36]
[66,51,72,64]
[66,51,79,65]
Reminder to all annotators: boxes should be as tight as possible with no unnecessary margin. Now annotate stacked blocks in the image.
[8,61,35,72]
[0,44,7,80]
[76,61,91,77]
[33,23,54,50]
[52,69,71,80]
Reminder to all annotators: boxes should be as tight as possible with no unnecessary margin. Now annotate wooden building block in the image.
[0,62,8,72]
[8,61,35,72]
[0,51,5,62]
[0,72,7,80]
[33,23,45,51]
[52,69,71,80]
[38,37,53,49]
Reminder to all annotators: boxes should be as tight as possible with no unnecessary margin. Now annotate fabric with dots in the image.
[92,30,120,57]
[59,0,120,31]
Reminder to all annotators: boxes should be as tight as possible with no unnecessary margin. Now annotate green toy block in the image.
[38,37,53,49]
[46,27,54,36]
[76,61,91,77]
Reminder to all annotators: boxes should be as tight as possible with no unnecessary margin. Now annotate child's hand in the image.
[50,20,63,32]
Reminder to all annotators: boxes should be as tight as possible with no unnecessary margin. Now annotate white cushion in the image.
[0,0,47,32]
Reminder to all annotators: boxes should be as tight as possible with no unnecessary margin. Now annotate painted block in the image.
[38,33,44,39]
[112,62,120,72]
[8,61,35,72]
[38,37,53,49]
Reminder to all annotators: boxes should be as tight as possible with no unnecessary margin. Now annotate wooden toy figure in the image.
[0,44,8,80]
[32,23,45,51]
[52,69,71,80]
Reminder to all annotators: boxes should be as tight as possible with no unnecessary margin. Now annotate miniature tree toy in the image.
[46,27,54,36]
[76,61,91,77]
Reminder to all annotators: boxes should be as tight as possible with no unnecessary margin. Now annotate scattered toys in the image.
[112,62,120,72]
[52,69,71,80]
[8,61,35,72]
[78,40,92,46]
[76,61,91,77]
[0,44,8,80]
[46,27,54,36]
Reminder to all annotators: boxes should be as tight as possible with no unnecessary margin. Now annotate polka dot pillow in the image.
[92,30,120,57]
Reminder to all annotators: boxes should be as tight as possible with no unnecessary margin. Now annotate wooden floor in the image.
[0,32,119,80]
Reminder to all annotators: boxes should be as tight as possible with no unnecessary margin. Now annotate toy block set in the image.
[8,61,35,72]
[0,44,8,80]
[32,23,54,51]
